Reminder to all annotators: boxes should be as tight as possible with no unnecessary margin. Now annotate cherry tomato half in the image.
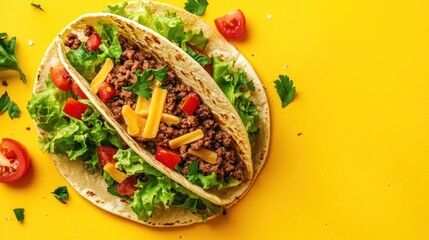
[71,81,88,99]
[214,9,247,39]
[85,33,102,52]
[115,175,140,197]
[180,92,200,115]
[97,146,119,167]
[50,66,72,91]
[155,146,180,169]
[63,97,88,120]
[0,138,31,183]
[98,82,116,102]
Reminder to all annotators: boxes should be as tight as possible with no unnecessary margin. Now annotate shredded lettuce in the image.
[212,56,260,141]
[103,2,210,66]
[114,149,220,221]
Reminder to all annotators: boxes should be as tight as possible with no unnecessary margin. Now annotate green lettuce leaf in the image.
[212,56,260,141]
[112,148,220,221]
[103,3,210,66]
[66,43,101,80]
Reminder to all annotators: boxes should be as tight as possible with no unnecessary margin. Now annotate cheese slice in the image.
[103,163,127,183]
[89,58,114,93]
[135,96,151,113]
[188,148,218,164]
[122,105,146,137]
[137,110,180,125]
[142,87,167,138]
[169,129,204,149]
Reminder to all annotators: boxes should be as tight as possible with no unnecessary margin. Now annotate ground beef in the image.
[84,25,94,37]
[64,33,81,50]
[64,29,246,182]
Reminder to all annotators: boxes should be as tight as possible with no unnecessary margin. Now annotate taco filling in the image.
[63,24,247,190]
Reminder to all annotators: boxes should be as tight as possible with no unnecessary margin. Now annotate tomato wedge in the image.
[98,82,116,102]
[180,92,200,115]
[98,146,119,167]
[214,9,247,39]
[63,97,88,120]
[0,138,31,183]
[71,81,88,99]
[115,175,140,197]
[155,146,180,169]
[50,65,72,91]
[85,33,102,52]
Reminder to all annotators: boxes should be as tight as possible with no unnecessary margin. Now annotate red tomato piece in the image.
[71,81,88,99]
[98,82,116,102]
[115,175,140,197]
[0,138,31,183]
[85,33,102,52]
[63,97,88,120]
[180,92,200,115]
[155,147,181,169]
[50,66,72,91]
[203,63,213,76]
[214,9,247,39]
[97,146,119,167]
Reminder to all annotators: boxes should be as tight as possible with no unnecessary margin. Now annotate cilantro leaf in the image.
[13,208,25,222]
[31,2,44,11]
[123,66,168,99]
[184,0,209,16]
[8,101,20,118]
[0,33,26,83]
[51,186,69,204]
[274,75,296,108]
[0,91,20,119]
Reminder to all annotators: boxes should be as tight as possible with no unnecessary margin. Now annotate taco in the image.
[57,13,253,206]
[27,11,261,226]
[103,1,271,203]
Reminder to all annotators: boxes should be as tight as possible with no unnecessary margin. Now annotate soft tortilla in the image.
[32,41,213,227]
[56,13,253,205]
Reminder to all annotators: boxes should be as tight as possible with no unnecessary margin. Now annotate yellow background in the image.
[1,0,428,239]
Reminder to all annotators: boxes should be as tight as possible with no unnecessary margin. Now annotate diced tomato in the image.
[214,9,247,39]
[97,146,119,167]
[180,92,200,115]
[0,138,31,183]
[85,33,102,52]
[98,82,116,102]
[63,97,88,120]
[50,65,72,91]
[155,146,180,169]
[71,81,88,99]
[115,175,140,197]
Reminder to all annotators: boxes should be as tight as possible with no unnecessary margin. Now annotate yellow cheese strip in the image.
[169,129,204,149]
[135,96,151,113]
[137,110,180,125]
[122,105,146,137]
[89,58,114,93]
[143,87,167,138]
[188,148,218,164]
[103,163,128,183]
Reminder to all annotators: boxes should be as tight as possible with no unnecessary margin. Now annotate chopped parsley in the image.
[0,32,26,83]
[274,75,296,108]
[31,2,44,11]
[51,186,69,204]
[13,208,25,222]
[123,66,168,99]
[184,0,209,16]
[0,91,20,119]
